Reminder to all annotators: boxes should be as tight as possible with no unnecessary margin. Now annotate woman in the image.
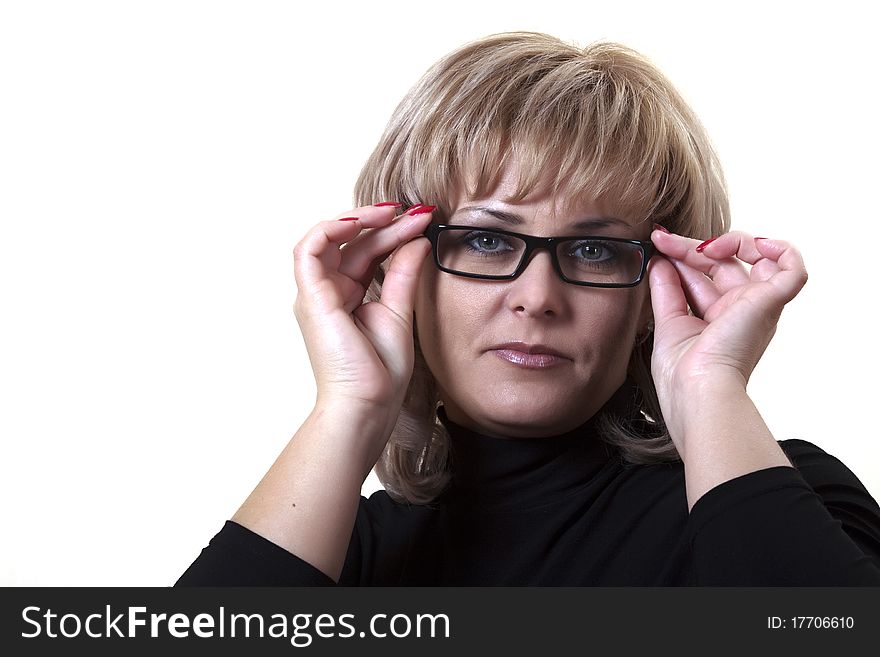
[177,32,880,585]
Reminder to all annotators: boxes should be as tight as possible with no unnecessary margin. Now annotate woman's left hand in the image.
[646,228,808,416]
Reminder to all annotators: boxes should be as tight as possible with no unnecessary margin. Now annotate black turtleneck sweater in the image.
[176,381,880,586]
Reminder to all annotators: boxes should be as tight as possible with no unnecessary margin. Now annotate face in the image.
[414,162,654,438]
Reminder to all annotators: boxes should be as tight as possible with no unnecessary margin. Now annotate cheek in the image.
[415,274,486,374]
[414,266,459,367]
[574,290,644,357]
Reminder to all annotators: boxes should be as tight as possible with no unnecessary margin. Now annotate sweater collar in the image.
[436,379,638,512]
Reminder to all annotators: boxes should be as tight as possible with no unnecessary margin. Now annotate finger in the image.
[339,209,435,290]
[294,215,370,294]
[695,233,807,303]
[651,229,753,287]
[340,203,434,250]
[293,204,412,292]
[330,202,406,228]
[665,257,721,319]
[754,238,809,303]
[377,236,433,327]
[647,255,692,331]
[693,232,764,265]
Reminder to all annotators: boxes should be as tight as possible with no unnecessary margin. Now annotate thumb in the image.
[379,237,432,325]
[648,256,689,330]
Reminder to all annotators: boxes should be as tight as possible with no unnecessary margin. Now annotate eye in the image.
[462,231,515,254]
[569,240,618,262]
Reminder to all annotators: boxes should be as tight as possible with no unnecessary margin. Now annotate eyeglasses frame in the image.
[423,222,656,288]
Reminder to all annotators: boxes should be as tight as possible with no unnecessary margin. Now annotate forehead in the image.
[450,159,642,227]
[452,204,635,234]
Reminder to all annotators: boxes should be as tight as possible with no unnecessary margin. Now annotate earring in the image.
[634,322,654,347]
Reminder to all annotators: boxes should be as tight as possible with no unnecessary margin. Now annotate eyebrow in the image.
[452,205,633,231]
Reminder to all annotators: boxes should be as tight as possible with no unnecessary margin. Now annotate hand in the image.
[293,203,434,437]
[647,228,808,438]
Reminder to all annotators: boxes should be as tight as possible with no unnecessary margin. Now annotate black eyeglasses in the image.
[423,223,655,288]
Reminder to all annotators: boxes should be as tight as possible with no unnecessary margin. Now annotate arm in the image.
[176,403,385,586]
[231,204,432,583]
[178,203,433,586]
[648,230,880,584]
[648,229,809,508]
[682,440,880,586]
[676,381,880,584]
[229,403,385,583]
[673,380,792,512]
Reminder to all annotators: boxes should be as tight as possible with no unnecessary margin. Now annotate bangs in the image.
[454,89,678,226]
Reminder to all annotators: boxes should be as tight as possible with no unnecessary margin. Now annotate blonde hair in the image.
[353,31,730,504]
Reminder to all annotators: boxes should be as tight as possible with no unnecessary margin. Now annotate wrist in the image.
[670,388,794,511]
[663,375,747,443]
[310,400,396,481]
[672,369,748,400]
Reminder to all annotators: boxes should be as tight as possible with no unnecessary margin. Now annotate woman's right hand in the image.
[292,203,435,444]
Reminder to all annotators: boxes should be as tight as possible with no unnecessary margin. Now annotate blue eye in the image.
[461,231,516,256]
[565,240,620,270]
[567,240,619,266]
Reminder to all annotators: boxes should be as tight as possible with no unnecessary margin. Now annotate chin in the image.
[476,391,575,420]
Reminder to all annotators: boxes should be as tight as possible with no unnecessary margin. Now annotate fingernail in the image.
[408,205,436,216]
[653,223,670,234]
[695,237,717,252]
[373,201,403,207]
[338,217,359,221]
[404,204,424,213]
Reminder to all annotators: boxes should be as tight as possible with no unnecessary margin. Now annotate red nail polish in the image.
[373,201,403,207]
[695,237,717,252]
[408,205,436,216]
[653,223,670,234]
[404,204,424,213]
[338,217,359,221]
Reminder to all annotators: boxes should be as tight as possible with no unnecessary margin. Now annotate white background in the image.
[1,0,877,585]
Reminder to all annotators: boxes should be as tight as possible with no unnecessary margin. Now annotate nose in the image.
[507,248,565,316]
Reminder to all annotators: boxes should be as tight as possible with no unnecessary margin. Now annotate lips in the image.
[490,341,570,359]
[490,342,570,370]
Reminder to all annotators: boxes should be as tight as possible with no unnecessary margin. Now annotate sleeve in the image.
[683,439,880,586]
[174,520,337,586]
[173,489,397,586]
